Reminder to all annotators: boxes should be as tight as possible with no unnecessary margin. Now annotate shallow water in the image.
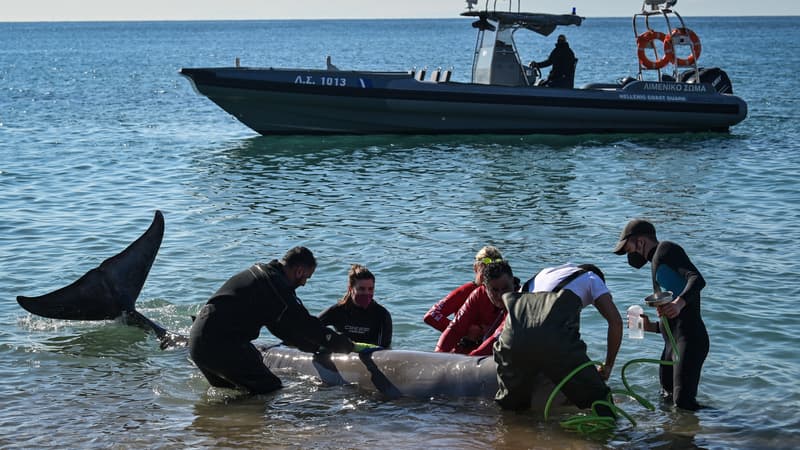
[2,15,800,449]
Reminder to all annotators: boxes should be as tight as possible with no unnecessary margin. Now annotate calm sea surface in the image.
[1,15,799,449]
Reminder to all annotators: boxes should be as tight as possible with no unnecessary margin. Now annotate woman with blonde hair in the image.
[423,246,503,352]
[319,264,392,348]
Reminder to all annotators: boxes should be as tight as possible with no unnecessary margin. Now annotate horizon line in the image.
[2,13,797,24]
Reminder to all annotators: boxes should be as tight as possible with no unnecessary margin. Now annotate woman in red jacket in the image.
[423,246,504,346]
[435,261,515,356]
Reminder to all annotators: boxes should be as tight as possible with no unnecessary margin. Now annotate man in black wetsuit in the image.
[613,219,709,411]
[188,246,356,394]
[529,34,577,88]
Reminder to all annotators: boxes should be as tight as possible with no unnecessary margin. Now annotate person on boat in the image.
[493,264,617,416]
[434,260,515,356]
[423,246,504,347]
[529,34,577,88]
[613,219,708,411]
[319,264,392,348]
[188,246,362,395]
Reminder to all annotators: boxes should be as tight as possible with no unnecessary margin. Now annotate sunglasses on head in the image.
[477,257,503,265]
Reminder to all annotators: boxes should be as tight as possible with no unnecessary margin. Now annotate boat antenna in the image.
[465,0,478,11]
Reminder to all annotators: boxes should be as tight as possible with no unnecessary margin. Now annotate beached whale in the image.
[16,210,563,403]
[262,343,564,405]
[259,344,501,399]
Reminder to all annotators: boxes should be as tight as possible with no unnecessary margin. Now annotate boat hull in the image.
[181,67,748,135]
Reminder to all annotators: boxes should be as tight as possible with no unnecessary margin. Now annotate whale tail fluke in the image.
[16,211,176,344]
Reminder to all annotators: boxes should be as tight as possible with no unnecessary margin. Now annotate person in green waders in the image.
[613,219,709,411]
[492,264,617,417]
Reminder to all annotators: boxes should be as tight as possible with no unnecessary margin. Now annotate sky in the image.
[2,0,798,22]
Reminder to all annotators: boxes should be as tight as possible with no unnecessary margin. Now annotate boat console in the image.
[462,2,582,87]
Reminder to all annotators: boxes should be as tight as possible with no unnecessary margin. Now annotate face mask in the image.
[627,252,647,269]
[353,293,373,308]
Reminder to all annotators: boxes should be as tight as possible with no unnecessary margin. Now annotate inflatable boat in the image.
[179,0,747,136]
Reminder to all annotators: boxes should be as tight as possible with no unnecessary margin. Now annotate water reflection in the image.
[220,131,733,157]
[36,322,155,361]
[188,382,515,449]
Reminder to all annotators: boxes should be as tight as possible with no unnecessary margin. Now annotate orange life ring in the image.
[636,30,670,70]
[665,27,702,67]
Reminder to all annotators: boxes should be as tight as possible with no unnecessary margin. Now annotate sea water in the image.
[1,16,799,449]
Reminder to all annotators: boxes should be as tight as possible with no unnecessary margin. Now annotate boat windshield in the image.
[463,3,582,86]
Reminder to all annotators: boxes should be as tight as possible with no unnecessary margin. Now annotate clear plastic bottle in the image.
[627,305,644,339]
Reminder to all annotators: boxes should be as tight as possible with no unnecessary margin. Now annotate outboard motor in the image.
[679,67,734,94]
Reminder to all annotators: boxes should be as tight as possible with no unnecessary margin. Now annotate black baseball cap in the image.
[613,219,656,255]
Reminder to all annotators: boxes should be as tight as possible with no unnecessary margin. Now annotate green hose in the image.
[543,315,681,434]
[661,315,680,362]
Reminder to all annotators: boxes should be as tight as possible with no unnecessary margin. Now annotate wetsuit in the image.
[650,241,708,410]
[319,301,393,348]
[493,270,612,415]
[435,285,505,355]
[424,282,479,332]
[188,260,353,394]
[536,41,577,88]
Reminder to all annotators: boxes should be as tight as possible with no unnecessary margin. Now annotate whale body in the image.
[259,344,565,406]
[261,344,498,398]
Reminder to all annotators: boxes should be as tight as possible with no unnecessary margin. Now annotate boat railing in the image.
[410,66,454,83]
[633,1,701,83]
[428,68,453,83]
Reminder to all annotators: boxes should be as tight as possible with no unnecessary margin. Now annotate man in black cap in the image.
[529,34,577,88]
[613,219,709,411]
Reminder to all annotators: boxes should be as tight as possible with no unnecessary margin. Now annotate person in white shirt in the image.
[522,263,623,379]
[493,263,622,416]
